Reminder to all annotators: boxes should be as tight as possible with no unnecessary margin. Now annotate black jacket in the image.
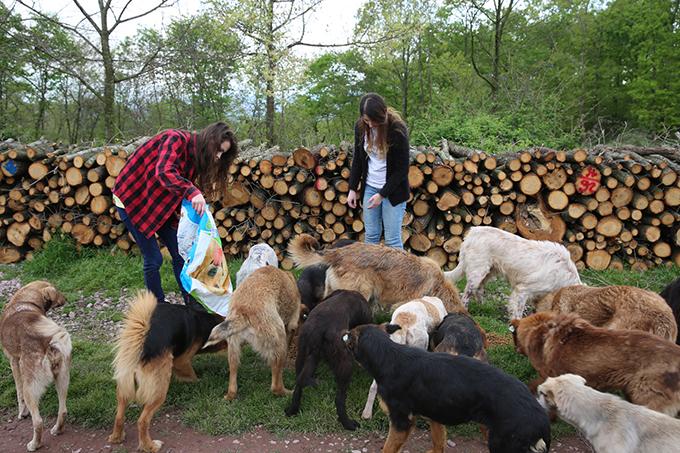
[349,121,410,206]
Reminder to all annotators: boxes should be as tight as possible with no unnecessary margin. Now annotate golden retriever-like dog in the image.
[0,281,70,452]
[536,284,677,341]
[203,266,301,400]
[287,234,464,313]
[511,312,680,416]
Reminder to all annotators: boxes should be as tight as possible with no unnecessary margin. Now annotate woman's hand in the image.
[347,190,358,209]
[366,193,383,209]
[192,193,207,216]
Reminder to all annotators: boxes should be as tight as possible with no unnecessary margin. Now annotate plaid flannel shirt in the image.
[113,129,199,238]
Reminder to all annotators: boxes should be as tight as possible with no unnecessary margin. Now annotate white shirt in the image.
[364,129,386,189]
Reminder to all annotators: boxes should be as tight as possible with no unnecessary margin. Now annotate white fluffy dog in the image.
[235,243,279,287]
[538,374,680,453]
[445,226,581,319]
[361,296,447,419]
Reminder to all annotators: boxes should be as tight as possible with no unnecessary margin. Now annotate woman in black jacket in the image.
[348,93,410,249]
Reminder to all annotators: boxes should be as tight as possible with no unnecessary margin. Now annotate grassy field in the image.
[0,236,677,439]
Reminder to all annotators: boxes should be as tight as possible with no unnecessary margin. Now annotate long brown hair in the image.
[356,93,406,159]
[193,122,238,200]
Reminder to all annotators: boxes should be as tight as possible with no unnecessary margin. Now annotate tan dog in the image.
[0,281,70,452]
[511,312,680,416]
[203,266,301,400]
[536,285,677,341]
[288,234,464,312]
[538,374,680,453]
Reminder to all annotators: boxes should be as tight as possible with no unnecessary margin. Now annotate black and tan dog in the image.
[285,290,372,430]
[108,291,224,452]
[430,312,488,361]
[344,324,550,453]
[661,277,680,344]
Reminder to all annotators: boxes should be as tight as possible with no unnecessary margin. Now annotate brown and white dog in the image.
[538,374,680,453]
[288,234,464,313]
[536,284,677,342]
[0,281,70,452]
[511,312,680,416]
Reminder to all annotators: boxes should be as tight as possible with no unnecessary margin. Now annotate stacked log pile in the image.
[0,137,678,271]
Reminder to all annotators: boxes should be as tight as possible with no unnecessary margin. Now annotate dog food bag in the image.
[178,199,233,316]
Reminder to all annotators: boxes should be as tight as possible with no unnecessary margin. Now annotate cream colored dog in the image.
[361,296,447,420]
[538,374,680,453]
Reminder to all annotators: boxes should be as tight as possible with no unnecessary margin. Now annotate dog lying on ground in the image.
[538,374,680,453]
[345,324,550,453]
[430,312,488,361]
[108,291,224,452]
[288,234,464,313]
[0,281,70,452]
[361,296,447,420]
[203,266,301,400]
[235,243,279,287]
[445,226,581,319]
[284,290,372,430]
[536,284,677,341]
[511,311,680,416]
[661,277,680,344]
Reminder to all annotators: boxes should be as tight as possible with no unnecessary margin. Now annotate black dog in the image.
[284,289,372,430]
[344,324,551,453]
[430,312,488,361]
[661,277,680,345]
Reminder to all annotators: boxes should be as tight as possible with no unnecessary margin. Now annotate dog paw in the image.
[284,406,299,417]
[341,419,359,431]
[107,432,125,444]
[50,424,64,436]
[138,439,163,452]
[361,409,373,420]
[17,407,29,420]
[224,392,237,401]
[26,439,41,451]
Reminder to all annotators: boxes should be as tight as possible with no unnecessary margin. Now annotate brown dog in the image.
[536,285,677,341]
[511,312,680,416]
[0,281,70,452]
[203,266,301,400]
[288,234,464,312]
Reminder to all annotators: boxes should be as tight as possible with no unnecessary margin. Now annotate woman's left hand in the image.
[366,193,383,209]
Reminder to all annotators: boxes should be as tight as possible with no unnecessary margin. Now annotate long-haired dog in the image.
[284,290,372,430]
[536,284,677,341]
[361,296,447,420]
[430,312,488,361]
[108,291,224,452]
[203,266,300,400]
[345,325,551,453]
[235,243,278,287]
[444,226,581,319]
[511,312,680,416]
[538,374,680,453]
[288,234,464,313]
[0,281,70,452]
[661,277,680,344]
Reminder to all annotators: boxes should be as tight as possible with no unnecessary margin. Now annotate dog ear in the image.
[41,285,65,311]
[385,323,401,334]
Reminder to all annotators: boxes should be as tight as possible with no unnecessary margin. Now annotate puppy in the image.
[361,296,447,420]
[444,226,581,319]
[538,374,680,453]
[235,243,278,287]
[345,325,551,453]
[203,266,300,400]
[661,277,680,344]
[108,291,224,452]
[288,234,464,313]
[0,281,70,452]
[285,290,372,430]
[511,312,680,416]
[430,312,488,361]
[536,284,677,341]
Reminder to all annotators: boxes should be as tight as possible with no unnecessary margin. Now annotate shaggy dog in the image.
[203,266,301,400]
[235,243,279,287]
[511,312,680,416]
[361,296,447,420]
[538,374,680,453]
[536,284,677,341]
[284,290,372,430]
[661,277,680,344]
[108,291,224,452]
[430,312,488,361]
[344,325,550,453]
[0,281,70,452]
[444,226,581,319]
[288,234,464,313]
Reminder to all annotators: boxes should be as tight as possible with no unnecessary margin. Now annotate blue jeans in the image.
[117,207,188,304]
[362,185,407,249]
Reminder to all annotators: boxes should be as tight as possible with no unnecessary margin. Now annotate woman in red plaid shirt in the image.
[113,122,238,305]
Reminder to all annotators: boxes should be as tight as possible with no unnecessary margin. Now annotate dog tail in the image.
[529,438,548,453]
[444,259,464,284]
[112,290,157,401]
[35,318,72,371]
[288,234,325,268]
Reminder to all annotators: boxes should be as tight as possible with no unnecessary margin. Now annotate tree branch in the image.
[114,46,161,83]
[71,0,102,33]
[110,0,175,32]
[470,32,494,91]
